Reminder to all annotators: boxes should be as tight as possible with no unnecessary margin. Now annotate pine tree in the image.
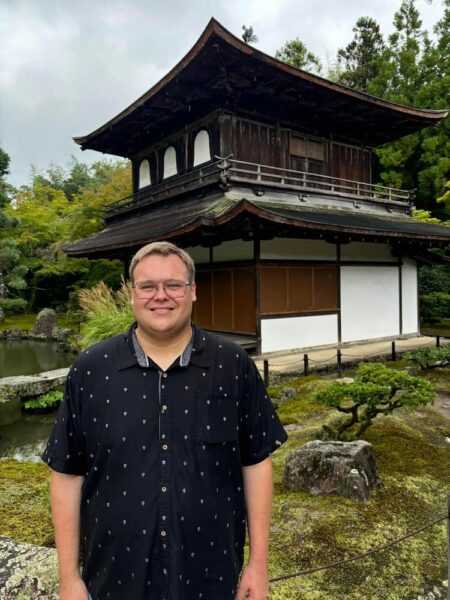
[275,38,322,74]
[336,17,385,92]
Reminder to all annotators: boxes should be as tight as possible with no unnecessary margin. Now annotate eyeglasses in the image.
[133,279,192,299]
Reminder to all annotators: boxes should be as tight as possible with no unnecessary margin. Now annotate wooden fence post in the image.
[304,354,309,377]
[391,341,396,362]
[437,336,441,348]
[263,360,269,388]
[337,349,342,377]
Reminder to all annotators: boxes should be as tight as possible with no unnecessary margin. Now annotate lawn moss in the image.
[0,460,53,546]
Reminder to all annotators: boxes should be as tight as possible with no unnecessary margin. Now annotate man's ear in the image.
[191,282,197,302]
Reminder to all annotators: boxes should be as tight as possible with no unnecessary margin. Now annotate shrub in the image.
[419,291,450,323]
[78,280,134,349]
[23,389,63,412]
[405,345,450,369]
[0,297,28,314]
[315,363,434,441]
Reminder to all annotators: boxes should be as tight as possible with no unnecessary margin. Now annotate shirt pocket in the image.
[195,393,239,445]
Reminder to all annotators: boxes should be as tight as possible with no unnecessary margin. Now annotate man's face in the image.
[131,253,196,340]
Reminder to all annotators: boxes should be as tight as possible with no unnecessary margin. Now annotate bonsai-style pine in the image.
[315,363,435,441]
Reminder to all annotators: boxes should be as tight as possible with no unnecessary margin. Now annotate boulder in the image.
[0,368,68,398]
[283,440,380,502]
[34,309,58,337]
[0,536,59,599]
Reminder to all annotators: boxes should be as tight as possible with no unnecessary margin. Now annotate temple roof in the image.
[74,19,448,156]
[64,193,450,259]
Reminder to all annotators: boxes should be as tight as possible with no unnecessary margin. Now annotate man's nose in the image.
[154,283,170,299]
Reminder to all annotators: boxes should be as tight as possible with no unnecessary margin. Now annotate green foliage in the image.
[78,280,134,348]
[419,291,450,323]
[405,344,450,369]
[315,363,435,440]
[336,17,385,91]
[23,389,63,412]
[10,157,130,311]
[0,297,28,313]
[275,38,322,74]
[419,264,450,295]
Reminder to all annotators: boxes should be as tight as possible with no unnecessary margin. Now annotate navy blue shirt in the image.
[43,325,287,600]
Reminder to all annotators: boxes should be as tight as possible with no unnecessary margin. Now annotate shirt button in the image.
[162,444,168,450]
[161,486,167,492]
[163,568,168,575]
[162,405,167,412]
[162,373,168,378]
[161,530,167,536]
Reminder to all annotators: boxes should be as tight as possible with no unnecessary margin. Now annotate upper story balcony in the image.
[104,157,414,223]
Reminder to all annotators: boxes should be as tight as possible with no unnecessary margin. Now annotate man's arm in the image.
[50,470,89,600]
[235,456,273,600]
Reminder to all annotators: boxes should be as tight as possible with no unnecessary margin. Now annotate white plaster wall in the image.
[341,266,400,343]
[138,159,151,188]
[261,314,338,353]
[185,246,210,264]
[402,258,419,335]
[260,238,336,260]
[193,130,211,166]
[163,147,177,179]
[340,242,395,262]
[213,240,254,262]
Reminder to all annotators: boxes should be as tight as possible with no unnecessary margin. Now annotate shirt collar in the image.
[118,323,210,370]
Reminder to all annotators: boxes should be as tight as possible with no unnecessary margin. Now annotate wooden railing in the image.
[224,158,412,204]
[105,160,223,218]
[104,156,412,219]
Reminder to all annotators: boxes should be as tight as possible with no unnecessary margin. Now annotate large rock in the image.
[34,309,58,337]
[283,440,380,502]
[0,368,69,425]
[0,536,59,599]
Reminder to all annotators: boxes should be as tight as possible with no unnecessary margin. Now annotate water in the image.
[0,411,56,461]
[0,339,72,460]
[0,339,74,377]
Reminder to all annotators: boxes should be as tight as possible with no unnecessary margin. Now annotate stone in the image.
[283,440,380,502]
[0,368,69,421]
[274,386,296,404]
[0,536,59,599]
[34,309,58,337]
[0,306,5,323]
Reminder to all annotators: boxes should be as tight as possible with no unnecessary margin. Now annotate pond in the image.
[0,339,74,377]
[0,411,56,461]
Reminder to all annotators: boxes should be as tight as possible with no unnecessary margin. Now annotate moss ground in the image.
[0,312,79,332]
[0,460,53,546]
[0,366,449,599]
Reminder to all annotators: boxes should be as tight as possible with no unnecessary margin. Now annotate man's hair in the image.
[129,241,195,284]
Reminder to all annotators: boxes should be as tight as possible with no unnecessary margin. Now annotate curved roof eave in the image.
[73,18,448,148]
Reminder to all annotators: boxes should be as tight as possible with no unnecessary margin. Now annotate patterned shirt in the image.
[42,324,287,600]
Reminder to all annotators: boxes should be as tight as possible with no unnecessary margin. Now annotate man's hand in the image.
[59,574,89,600]
[235,562,269,600]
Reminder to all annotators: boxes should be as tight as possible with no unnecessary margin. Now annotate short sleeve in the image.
[238,358,287,466]
[42,363,87,475]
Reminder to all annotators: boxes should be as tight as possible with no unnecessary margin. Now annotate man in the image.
[43,241,287,600]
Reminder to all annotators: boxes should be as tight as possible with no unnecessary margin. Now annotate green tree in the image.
[0,148,27,307]
[11,158,130,310]
[336,17,386,91]
[275,38,322,74]
[315,363,435,440]
[368,0,430,194]
[242,25,258,44]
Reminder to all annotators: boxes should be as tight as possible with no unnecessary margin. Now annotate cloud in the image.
[0,0,445,187]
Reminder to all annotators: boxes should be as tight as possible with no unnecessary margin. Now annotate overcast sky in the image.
[0,0,444,188]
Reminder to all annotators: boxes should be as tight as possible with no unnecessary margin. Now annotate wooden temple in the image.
[66,18,450,354]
